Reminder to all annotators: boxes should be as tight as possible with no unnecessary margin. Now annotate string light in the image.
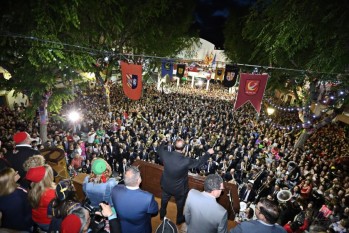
[1,32,349,77]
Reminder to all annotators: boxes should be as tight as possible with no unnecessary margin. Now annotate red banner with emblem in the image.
[234,73,269,113]
[121,61,143,100]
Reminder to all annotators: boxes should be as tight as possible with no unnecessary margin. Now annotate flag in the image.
[188,62,199,72]
[121,61,143,100]
[234,73,269,113]
[211,54,216,66]
[215,67,225,82]
[161,59,173,80]
[204,51,214,65]
[223,64,238,87]
[176,64,186,78]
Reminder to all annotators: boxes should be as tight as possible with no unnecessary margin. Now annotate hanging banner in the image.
[215,67,225,82]
[234,73,269,113]
[176,64,186,78]
[188,62,199,72]
[161,59,174,80]
[121,61,143,100]
[223,64,238,87]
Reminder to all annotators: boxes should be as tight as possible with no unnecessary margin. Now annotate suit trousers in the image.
[160,189,188,224]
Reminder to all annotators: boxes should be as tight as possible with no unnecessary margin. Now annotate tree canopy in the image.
[224,0,349,107]
[0,0,198,115]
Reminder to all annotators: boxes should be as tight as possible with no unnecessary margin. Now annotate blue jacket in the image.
[83,176,118,208]
[111,185,158,233]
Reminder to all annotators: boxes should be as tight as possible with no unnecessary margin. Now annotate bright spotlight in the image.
[266,107,275,115]
[68,111,80,122]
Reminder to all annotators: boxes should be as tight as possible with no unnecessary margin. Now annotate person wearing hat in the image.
[60,207,90,233]
[4,131,39,189]
[27,165,56,232]
[83,158,118,208]
[47,179,81,232]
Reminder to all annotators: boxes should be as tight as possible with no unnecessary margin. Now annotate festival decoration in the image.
[234,73,269,113]
[121,61,143,100]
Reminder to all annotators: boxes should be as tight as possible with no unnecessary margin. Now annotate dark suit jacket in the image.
[111,185,158,233]
[5,145,39,189]
[239,186,256,203]
[159,143,210,195]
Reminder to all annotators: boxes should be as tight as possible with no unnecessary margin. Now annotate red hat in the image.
[13,131,31,144]
[61,214,82,233]
[25,166,46,183]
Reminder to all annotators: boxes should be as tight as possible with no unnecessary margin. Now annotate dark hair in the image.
[246,208,254,219]
[258,197,280,224]
[290,221,302,231]
[204,174,223,192]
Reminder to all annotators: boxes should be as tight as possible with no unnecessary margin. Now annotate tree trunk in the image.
[40,121,48,144]
[293,131,310,149]
[39,91,52,144]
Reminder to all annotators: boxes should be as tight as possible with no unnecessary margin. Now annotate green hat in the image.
[92,159,107,175]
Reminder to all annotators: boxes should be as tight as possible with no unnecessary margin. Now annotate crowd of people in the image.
[0,81,348,233]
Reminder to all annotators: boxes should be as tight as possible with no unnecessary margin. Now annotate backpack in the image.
[155,217,178,233]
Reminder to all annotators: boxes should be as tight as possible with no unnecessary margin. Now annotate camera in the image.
[82,199,108,233]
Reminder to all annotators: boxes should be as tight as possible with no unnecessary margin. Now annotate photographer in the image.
[66,202,121,233]
[98,202,122,233]
[61,207,90,233]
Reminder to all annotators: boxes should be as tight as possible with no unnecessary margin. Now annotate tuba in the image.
[277,190,292,204]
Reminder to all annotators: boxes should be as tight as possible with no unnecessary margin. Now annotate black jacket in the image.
[159,143,210,195]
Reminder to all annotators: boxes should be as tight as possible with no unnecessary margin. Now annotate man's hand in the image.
[99,203,113,217]
[207,148,214,155]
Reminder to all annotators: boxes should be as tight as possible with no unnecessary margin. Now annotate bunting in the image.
[234,73,269,113]
[176,64,186,78]
[223,64,238,87]
[161,59,174,80]
[215,67,225,82]
[121,61,143,100]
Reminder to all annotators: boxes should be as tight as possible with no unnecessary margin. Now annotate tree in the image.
[223,0,349,148]
[0,0,198,141]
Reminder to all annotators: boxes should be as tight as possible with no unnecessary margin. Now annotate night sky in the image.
[193,0,255,49]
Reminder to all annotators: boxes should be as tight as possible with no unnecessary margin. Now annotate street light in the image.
[267,107,275,115]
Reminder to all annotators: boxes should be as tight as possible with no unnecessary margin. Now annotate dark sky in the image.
[193,0,255,49]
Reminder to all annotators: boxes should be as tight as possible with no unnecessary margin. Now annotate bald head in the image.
[174,139,185,151]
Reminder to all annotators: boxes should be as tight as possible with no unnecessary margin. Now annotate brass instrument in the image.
[277,190,292,203]
[256,177,275,195]
[248,169,263,185]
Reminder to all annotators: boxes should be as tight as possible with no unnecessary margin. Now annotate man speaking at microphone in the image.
[159,138,214,225]
[184,174,228,233]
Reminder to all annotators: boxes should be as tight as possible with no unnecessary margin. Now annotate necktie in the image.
[244,190,249,202]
